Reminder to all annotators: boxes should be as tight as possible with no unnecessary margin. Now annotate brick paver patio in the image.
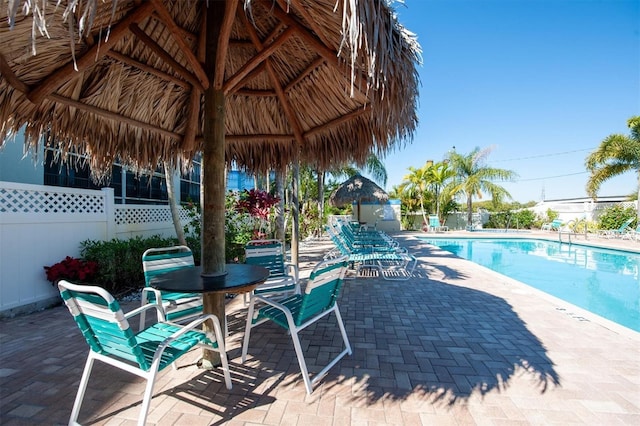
[1,231,639,425]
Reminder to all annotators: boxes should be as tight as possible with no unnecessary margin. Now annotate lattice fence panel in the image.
[0,187,104,214]
[114,206,192,225]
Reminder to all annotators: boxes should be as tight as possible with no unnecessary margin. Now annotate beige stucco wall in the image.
[352,200,402,232]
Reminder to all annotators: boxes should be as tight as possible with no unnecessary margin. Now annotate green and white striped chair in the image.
[58,280,231,426]
[243,239,300,303]
[140,246,202,330]
[241,255,351,394]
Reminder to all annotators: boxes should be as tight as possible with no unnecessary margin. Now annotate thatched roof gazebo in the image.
[0,0,420,365]
[0,0,419,175]
[329,173,389,223]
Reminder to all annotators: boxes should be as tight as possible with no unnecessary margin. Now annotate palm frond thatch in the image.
[329,173,389,207]
[1,0,420,179]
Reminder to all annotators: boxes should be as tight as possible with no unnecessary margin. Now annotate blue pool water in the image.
[422,238,640,332]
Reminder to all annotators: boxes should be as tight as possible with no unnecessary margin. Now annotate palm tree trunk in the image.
[275,168,286,241]
[467,196,473,227]
[317,171,325,236]
[164,162,186,245]
[636,170,640,223]
[420,197,428,230]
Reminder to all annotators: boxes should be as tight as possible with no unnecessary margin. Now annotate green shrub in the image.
[511,209,536,229]
[80,235,177,296]
[597,204,637,230]
[485,209,536,229]
[534,209,559,229]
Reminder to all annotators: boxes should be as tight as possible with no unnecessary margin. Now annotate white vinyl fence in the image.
[0,181,190,317]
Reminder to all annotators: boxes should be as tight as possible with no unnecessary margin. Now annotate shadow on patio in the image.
[0,237,562,424]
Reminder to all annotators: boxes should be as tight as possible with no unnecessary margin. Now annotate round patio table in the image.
[150,263,269,368]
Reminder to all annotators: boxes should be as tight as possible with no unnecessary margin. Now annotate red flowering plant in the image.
[234,189,280,238]
[44,256,99,285]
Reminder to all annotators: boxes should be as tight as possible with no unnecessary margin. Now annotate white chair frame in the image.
[241,256,351,394]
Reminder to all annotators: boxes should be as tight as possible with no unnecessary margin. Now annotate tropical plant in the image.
[425,161,456,221]
[446,146,518,227]
[585,116,640,220]
[399,162,433,228]
[597,204,637,231]
[44,256,99,285]
[235,188,280,237]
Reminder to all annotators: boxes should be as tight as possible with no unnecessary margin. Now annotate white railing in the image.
[0,181,189,317]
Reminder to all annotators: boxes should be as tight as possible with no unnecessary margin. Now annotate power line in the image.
[492,148,595,162]
[514,171,589,182]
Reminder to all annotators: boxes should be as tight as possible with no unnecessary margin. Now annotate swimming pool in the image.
[421,238,640,332]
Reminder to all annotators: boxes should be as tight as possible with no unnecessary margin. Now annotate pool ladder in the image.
[558,219,588,244]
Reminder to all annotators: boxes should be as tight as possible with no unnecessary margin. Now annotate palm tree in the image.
[585,116,640,220]
[425,161,456,221]
[447,146,517,228]
[400,163,432,228]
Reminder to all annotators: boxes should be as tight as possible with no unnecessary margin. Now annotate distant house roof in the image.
[536,195,631,205]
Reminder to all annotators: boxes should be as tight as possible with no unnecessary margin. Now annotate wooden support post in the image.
[200,0,227,368]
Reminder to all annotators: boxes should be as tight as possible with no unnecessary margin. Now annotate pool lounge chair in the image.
[620,224,640,241]
[428,215,448,232]
[541,219,563,231]
[598,217,635,239]
[325,224,417,280]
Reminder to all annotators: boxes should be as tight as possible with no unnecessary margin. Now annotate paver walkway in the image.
[1,232,639,425]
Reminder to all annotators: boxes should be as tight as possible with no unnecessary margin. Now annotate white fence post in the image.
[102,188,115,240]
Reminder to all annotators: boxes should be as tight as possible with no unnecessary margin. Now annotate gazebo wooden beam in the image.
[106,50,191,89]
[222,25,295,95]
[183,8,209,152]
[129,24,205,92]
[150,0,209,89]
[284,57,324,92]
[0,53,28,93]
[225,62,267,96]
[270,4,369,96]
[48,93,181,140]
[234,89,277,96]
[214,0,239,90]
[27,1,155,105]
[226,134,294,141]
[276,0,334,51]
[238,7,305,146]
[269,5,340,68]
[150,11,197,42]
[304,105,371,138]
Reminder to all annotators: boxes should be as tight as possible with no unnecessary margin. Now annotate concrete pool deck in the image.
[1,230,639,425]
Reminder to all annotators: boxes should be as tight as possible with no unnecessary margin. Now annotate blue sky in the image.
[373,0,639,203]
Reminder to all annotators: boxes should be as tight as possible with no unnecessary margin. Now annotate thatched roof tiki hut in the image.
[0,0,420,365]
[329,173,390,223]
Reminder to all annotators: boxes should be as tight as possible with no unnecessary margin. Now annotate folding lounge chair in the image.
[336,222,398,250]
[244,239,300,303]
[541,219,563,231]
[58,280,231,426]
[242,256,351,394]
[428,215,448,232]
[621,224,640,241]
[139,246,202,330]
[598,217,635,239]
[325,225,417,281]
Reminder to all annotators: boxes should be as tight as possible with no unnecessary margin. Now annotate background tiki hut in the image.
[0,0,420,348]
[329,173,390,223]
